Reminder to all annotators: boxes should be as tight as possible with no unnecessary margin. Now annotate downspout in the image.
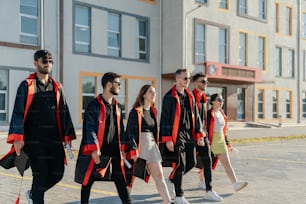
[159,0,163,111]
[40,0,44,49]
[59,0,64,84]
[297,0,301,123]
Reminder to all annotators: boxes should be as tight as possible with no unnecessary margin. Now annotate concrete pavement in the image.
[1,124,306,203]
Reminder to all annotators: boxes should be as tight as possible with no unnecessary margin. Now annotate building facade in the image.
[162,0,306,124]
[1,0,306,131]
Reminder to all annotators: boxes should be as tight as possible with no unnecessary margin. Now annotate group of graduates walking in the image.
[0,49,247,204]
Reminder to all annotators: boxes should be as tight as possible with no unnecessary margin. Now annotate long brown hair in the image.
[133,84,156,108]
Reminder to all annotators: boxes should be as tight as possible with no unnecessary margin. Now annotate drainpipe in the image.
[40,0,44,49]
[297,0,301,123]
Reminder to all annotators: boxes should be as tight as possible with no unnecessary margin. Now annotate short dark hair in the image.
[101,72,121,88]
[210,93,219,105]
[192,72,206,82]
[34,49,52,61]
[175,68,189,76]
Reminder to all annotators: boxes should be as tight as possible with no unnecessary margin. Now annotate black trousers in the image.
[197,137,213,191]
[170,132,196,197]
[80,157,131,204]
[27,141,65,204]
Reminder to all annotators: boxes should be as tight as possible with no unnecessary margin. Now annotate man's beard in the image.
[37,65,50,74]
[110,86,119,95]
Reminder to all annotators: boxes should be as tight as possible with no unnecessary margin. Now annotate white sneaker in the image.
[205,190,223,202]
[165,178,175,199]
[25,190,33,204]
[198,181,206,190]
[174,196,190,204]
[234,180,248,192]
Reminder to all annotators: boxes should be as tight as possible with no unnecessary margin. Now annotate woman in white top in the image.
[207,93,248,192]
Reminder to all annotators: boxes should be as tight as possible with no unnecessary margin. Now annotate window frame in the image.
[218,28,228,63]
[257,36,266,70]
[275,47,282,77]
[288,49,295,78]
[219,0,229,9]
[257,89,264,119]
[107,12,121,57]
[74,5,91,53]
[239,32,247,66]
[136,18,148,60]
[258,0,266,20]
[272,90,278,119]
[302,91,306,118]
[19,0,39,45]
[0,69,8,122]
[285,91,292,119]
[195,23,206,64]
[285,7,293,35]
[238,0,247,15]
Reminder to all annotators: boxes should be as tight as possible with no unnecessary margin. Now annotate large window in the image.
[137,19,148,60]
[285,91,291,118]
[237,88,245,120]
[239,0,247,15]
[258,0,266,19]
[285,7,292,35]
[108,12,121,57]
[82,76,97,118]
[239,32,247,66]
[195,24,205,63]
[219,28,228,63]
[275,47,282,77]
[258,36,265,70]
[288,49,294,78]
[74,5,91,53]
[219,0,228,9]
[272,91,278,119]
[0,70,8,122]
[302,92,306,118]
[257,89,264,119]
[20,0,39,45]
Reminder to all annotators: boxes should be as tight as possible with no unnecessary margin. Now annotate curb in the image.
[231,135,306,144]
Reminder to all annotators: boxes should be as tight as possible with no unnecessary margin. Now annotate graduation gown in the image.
[0,73,76,169]
[74,94,126,186]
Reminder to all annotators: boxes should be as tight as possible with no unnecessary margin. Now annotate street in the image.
[1,139,306,203]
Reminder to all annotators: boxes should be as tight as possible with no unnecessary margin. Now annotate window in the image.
[82,76,97,118]
[275,47,282,77]
[302,92,306,118]
[288,49,294,78]
[237,88,245,120]
[239,32,247,66]
[195,24,205,63]
[137,19,148,60]
[272,91,278,118]
[257,89,264,119]
[20,0,39,45]
[285,91,291,118]
[285,7,292,35]
[304,50,306,80]
[219,0,228,9]
[239,0,247,15]
[275,3,279,32]
[196,0,208,4]
[108,12,121,57]
[0,70,8,122]
[302,13,306,38]
[219,28,228,63]
[74,5,91,53]
[258,0,266,19]
[258,36,265,70]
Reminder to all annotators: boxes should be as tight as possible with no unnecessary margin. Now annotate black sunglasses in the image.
[217,98,224,102]
[182,77,191,81]
[198,79,208,84]
[42,59,53,64]
[112,81,121,86]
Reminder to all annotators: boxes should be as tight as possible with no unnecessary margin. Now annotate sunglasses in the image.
[112,81,121,86]
[182,77,191,81]
[216,98,224,102]
[42,59,53,64]
[197,79,208,84]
